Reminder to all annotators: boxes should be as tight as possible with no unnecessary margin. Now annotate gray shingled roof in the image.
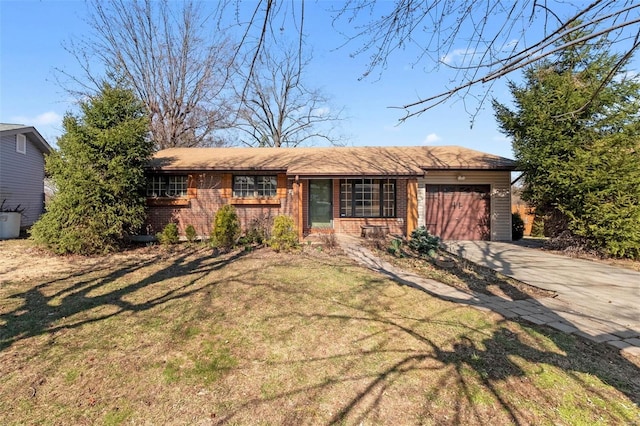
[0,123,53,154]
[0,123,28,132]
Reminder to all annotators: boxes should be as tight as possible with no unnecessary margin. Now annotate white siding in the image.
[418,170,512,241]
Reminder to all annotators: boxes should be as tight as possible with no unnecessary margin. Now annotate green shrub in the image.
[157,223,179,245]
[531,214,545,237]
[268,215,298,252]
[512,212,525,241]
[212,205,240,249]
[408,226,440,257]
[185,224,197,243]
[387,238,404,257]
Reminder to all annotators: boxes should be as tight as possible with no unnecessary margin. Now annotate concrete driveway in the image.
[442,241,640,333]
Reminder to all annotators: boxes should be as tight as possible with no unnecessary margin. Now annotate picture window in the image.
[340,179,396,218]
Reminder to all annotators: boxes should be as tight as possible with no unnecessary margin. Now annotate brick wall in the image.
[301,178,409,237]
[144,173,295,238]
[145,174,413,239]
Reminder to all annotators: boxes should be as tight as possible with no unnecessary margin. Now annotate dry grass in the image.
[0,239,639,425]
[367,237,555,300]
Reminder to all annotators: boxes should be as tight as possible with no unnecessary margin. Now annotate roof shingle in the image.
[149,146,516,176]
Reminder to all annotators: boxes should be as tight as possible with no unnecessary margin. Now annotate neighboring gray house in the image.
[0,124,52,228]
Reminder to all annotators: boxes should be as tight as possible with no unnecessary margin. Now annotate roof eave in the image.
[421,165,517,171]
[1,126,53,154]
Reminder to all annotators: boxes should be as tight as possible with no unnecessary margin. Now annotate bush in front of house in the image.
[157,223,179,245]
[408,226,440,258]
[268,215,298,252]
[212,205,241,250]
[319,230,338,249]
[241,214,273,245]
[185,224,197,243]
[512,212,525,241]
[387,238,404,257]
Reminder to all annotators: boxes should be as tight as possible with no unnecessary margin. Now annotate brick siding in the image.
[302,178,409,237]
[146,174,412,239]
[144,173,295,238]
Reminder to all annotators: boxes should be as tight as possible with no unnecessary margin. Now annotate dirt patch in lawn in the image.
[0,239,638,425]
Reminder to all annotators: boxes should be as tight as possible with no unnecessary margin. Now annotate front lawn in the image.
[1,240,638,424]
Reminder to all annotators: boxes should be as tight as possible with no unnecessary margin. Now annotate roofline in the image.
[1,125,53,154]
[294,174,416,179]
[145,167,421,177]
[145,167,290,173]
[147,167,517,174]
[421,166,517,171]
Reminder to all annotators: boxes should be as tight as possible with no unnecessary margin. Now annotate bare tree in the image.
[61,0,235,149]
[233,42,345,147]
[225,0,640,123]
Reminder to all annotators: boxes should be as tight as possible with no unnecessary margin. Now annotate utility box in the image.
[0,212,21,239]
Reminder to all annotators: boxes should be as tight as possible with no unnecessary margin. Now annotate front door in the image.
[309,179,333,228]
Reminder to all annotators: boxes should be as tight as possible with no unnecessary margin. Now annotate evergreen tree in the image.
[31,84,152,254]
[493,27,640,259]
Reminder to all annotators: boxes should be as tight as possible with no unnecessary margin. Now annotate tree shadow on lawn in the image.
[227,310,638,425]
[2,247,638,424]
[0,246,250,352]
[210,256,640,425]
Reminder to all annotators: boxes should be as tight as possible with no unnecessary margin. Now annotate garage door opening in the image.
[425,185,490,240]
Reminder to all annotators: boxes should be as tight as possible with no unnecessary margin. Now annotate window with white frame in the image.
[233,175,277,197]
[340,178,396,218]
[146,174,188,197]
[16,134,26,154]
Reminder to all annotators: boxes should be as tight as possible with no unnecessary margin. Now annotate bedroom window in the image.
[340,179,396,218]
[16,134,26,154]
[233,175,277,197]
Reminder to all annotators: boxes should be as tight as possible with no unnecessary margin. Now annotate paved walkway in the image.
[338,236,640,357]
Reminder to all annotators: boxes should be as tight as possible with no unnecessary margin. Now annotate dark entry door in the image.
[425,185,490,240]
[309,179,333,228]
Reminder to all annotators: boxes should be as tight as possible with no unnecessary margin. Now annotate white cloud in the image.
[35,111,62,125]
[504,39,519,49]
[615,70,639,83]
[423,133,442,144]
[440,48,476,65]
[492,134,510,143]
[11,111,62,126]
[312,107,330,117]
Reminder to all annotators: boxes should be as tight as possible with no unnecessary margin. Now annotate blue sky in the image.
[2,1,637,159]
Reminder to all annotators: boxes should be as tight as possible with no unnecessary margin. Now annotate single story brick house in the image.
[144,146,517,241]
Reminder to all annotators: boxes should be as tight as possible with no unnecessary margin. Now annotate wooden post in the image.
[406,178,418,237]
[221,174,232,198]
[187,174,198,199]
[293,180,304,240]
